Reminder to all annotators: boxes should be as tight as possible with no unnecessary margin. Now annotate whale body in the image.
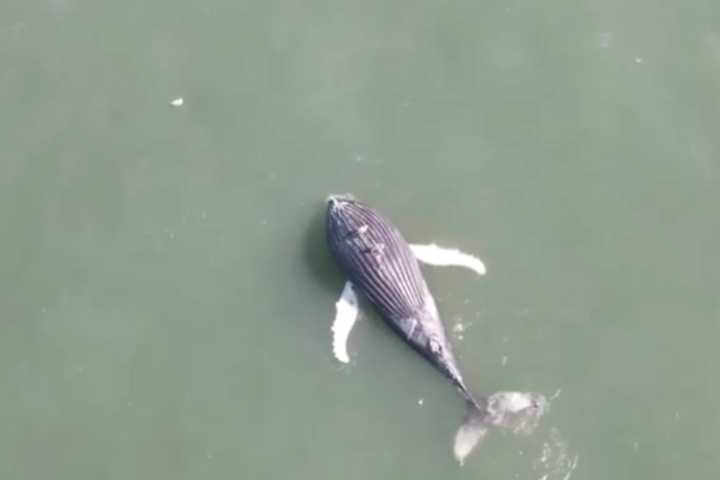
[324,194,546,464]
[326,195,478,404]
[326,195,546,464]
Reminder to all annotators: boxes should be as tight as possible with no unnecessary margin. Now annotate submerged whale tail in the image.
[453,391,547,465]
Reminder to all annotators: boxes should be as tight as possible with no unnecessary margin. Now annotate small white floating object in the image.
[170,97,184,106]
[598,32,612,48]
[417,398,424,406]
[410,243,486,276]
[634,57,644,64]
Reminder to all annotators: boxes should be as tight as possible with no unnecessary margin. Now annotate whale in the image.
[325,194,546,464]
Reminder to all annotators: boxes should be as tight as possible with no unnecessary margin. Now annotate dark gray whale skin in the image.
[326,195,481,408]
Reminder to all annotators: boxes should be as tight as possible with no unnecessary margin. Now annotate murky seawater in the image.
[1,1,719,478]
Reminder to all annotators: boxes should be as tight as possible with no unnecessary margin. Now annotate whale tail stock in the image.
[452,390,547,465]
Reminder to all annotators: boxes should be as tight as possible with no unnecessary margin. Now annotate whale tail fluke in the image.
[453,391,548,465]
[453,401,489,465]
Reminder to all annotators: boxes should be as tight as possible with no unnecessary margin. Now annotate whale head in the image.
[326,193,356,207]
[326,193,364,240]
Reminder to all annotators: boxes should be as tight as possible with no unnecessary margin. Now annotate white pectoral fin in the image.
[409,243,487,276]
[331,281,360,364]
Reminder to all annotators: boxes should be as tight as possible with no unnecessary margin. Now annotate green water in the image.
[2,0,719,478]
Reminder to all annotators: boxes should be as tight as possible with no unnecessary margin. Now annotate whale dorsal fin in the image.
[331,281,359,363]
[409,243,486,276]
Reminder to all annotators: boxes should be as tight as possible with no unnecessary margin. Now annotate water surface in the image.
[1,0,719,478]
